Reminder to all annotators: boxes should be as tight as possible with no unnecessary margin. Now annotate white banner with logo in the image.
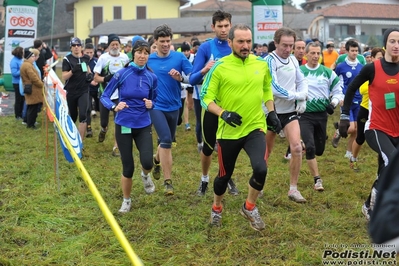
[4,5,38,73]
[253,5,283,46]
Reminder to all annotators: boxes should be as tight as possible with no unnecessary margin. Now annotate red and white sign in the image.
[4,5,38,74]
[253,5,283,45]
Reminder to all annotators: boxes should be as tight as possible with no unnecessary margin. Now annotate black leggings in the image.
[201,109,218,156]
[356,106,368,145]
[67,92,89,123]
[99,99,118,129]
[13,83,24,118]
[214,130,267,195]
[115,124,153,178]
[193,99,202,144]
[299,112,328,160]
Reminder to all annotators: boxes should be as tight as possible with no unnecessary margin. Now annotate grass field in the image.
[0,98,389,265]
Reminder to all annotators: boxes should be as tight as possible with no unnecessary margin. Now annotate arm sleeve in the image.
[265,56,299,101]
[28,67,44,87]
[100,76,119,110]
[263,64,273,103]
[44,47,53,60]
[62,57,71,72]
[10,61,20,78]
[329,71,344,102]
[189,45,209,85]
[295,61,307,95]
[200,64,220,110]
[342,64,374,115]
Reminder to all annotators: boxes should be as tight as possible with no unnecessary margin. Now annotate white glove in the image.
[296,100,307,114]
[294,91,307,101]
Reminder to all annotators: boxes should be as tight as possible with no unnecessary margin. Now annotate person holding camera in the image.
[33,39,53,78]
[62,37,93,141]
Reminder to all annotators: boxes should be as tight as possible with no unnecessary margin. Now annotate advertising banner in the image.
[253,5,283,45]
[4,5,38,73]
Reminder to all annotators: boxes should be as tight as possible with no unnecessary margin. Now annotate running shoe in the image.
[210,209,222,227]
[197,143,203,154]
[284,153,292,160]
[98,129,107,142]
[362,204,372,221]
[314,179,324,191]
[185,123,191,131]
[227,179,239,195]
[112,147,120,157]
[196,181,208,196]
[331,122,341,148]
[164,179,174,195]
[152,156,161,180]
[370,187,378,211]
[141,173,155,194]
[86,127,93,138]
[288,190,307,203]
[240,204,265,231]
[350,158,359,171]
[119,200,131,213]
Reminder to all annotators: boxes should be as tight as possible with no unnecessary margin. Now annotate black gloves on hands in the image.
[338,114,350,138]
[326,103,335,115]
[103,74,114,83]
[220,111,242,128]
[86,73,94,83]
[266,111,282,133]
[72,64,81,74]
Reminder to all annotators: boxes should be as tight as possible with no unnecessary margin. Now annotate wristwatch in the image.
[111,104,116,111]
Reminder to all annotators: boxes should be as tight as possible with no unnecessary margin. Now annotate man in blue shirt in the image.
[148,24,192,195]
[189,10,239,196]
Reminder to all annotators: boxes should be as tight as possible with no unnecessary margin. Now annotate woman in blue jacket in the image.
[10,46,24,119]
[100,40,158,213]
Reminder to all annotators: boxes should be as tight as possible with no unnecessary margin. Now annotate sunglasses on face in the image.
[71,44,81,47]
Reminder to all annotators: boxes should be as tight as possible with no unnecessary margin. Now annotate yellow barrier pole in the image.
[43,87,143,266]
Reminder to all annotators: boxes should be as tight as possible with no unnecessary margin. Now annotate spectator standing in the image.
[33,39,53,78]
[10,46,24,120]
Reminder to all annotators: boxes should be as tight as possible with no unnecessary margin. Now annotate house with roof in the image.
[302,0,399,46]
[65,0,189,44]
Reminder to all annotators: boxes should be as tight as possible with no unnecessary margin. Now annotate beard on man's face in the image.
[109,48,119,56]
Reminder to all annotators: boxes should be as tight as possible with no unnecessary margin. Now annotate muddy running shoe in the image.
[98,129,107,142]
[240,204,265,231]
[86,127,93,138]
[350,157,359,171]
[152,156,161,180]
[288,190,307,203]
[210,208,222,227]
[227,179,239,195]
[164,179,174,196]
[141,172,155,194]
[118,200,131,213]
[331,122,341,148]
[112,147,120,157]
[362,204,372,221]
[196,181,208,196]
[314,179,324,191]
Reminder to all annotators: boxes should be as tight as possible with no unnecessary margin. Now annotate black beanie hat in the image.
[24,48,34,59]
[108,34,120,47]
[181,43,191,52]
[383,28,399,48]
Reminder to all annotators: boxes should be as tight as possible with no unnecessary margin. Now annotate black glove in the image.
[338,114,350,138]
[326,103,335,115]
[72,64,81,74]
[86,73,94,83]
[103,74,114,83]
[266,111,282,133]
[220,110,242,127]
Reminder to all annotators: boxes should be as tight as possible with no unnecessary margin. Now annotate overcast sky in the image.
[189,0,305,8]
